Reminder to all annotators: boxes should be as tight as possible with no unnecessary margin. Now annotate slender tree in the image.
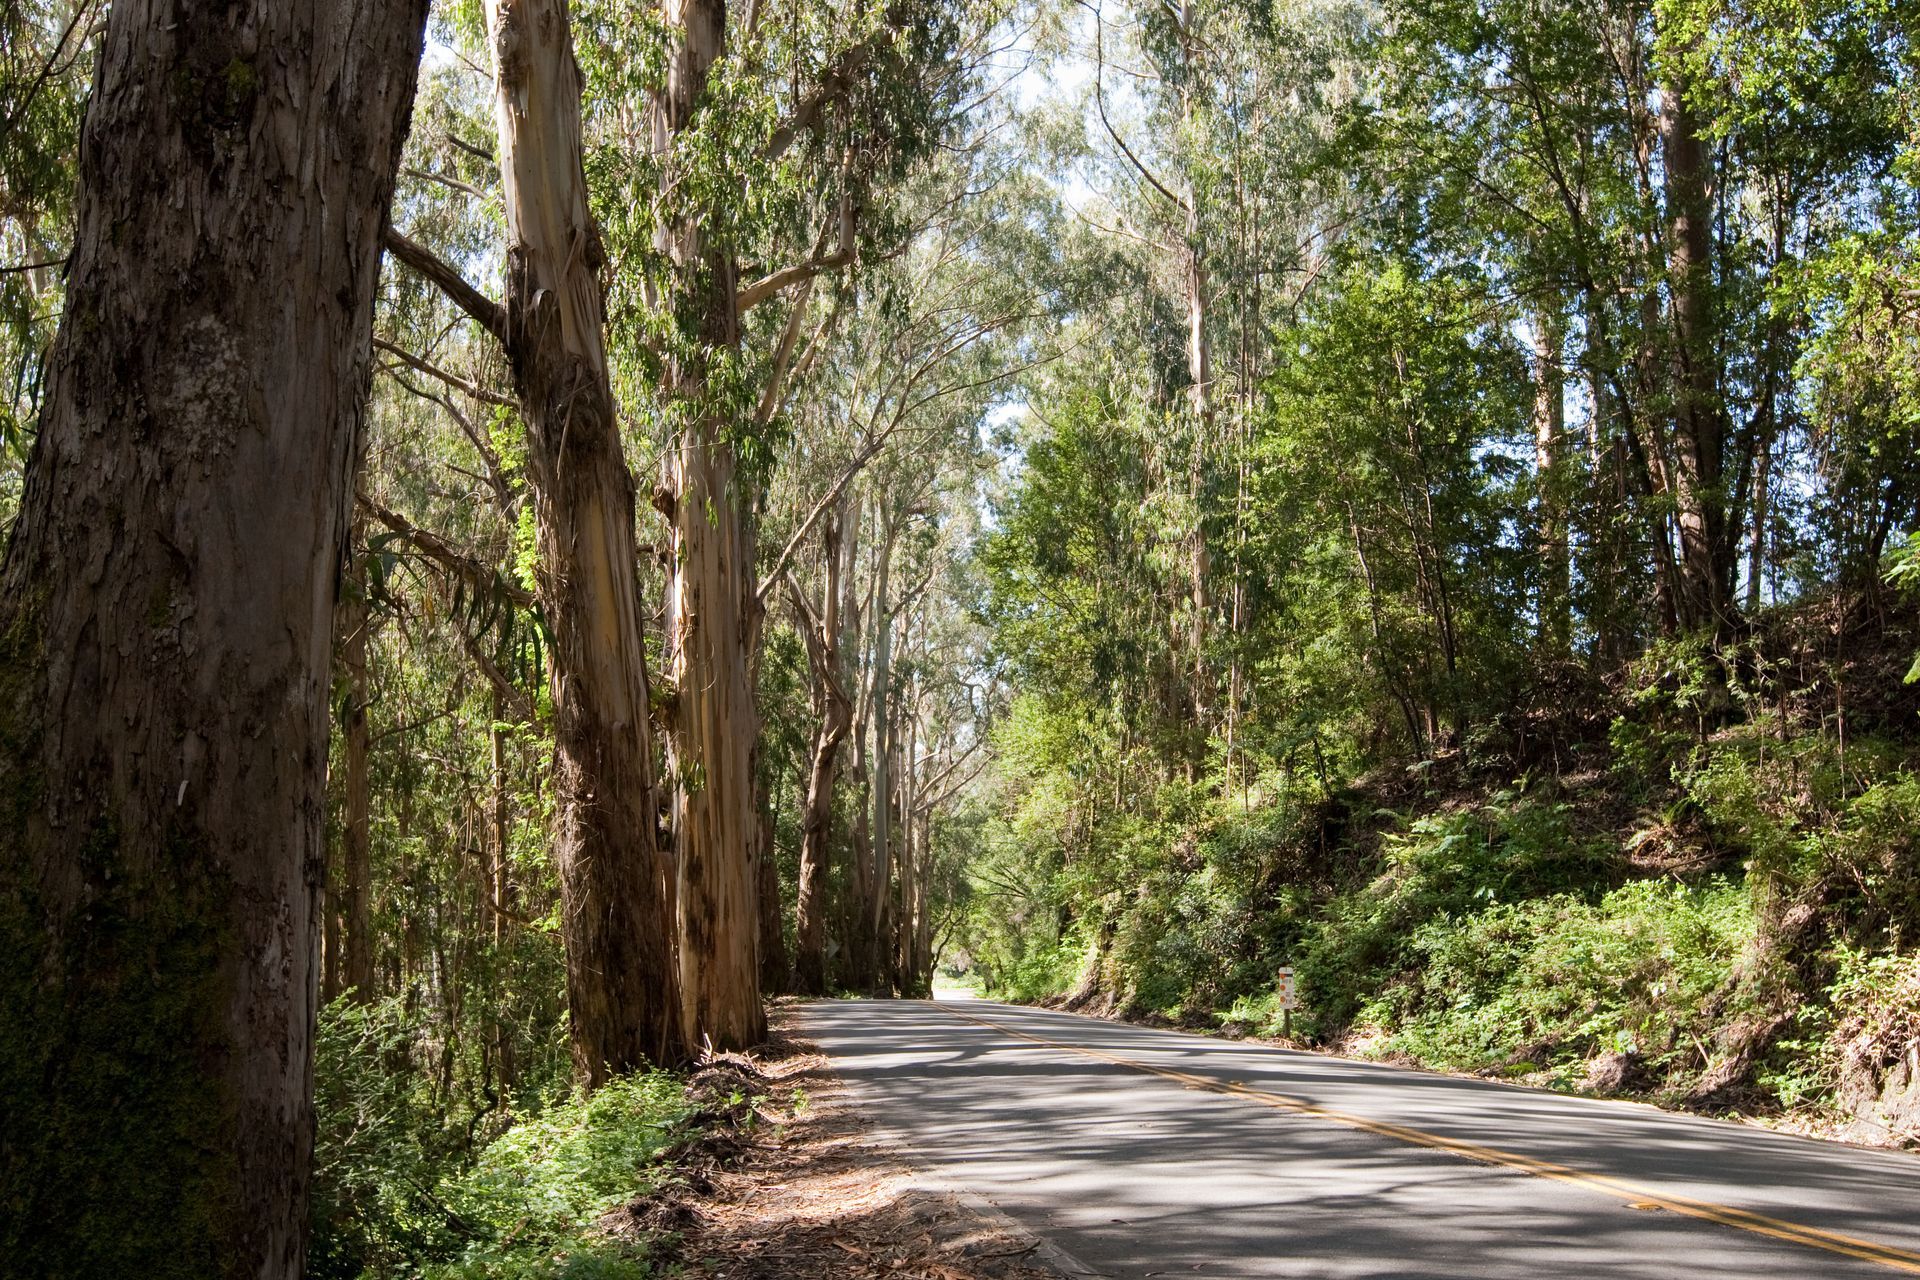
[787,504,854,994]
[386,0,687,1076]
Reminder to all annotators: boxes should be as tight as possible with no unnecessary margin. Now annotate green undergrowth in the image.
[312,996,695,1280]
[965,615,1920,1138]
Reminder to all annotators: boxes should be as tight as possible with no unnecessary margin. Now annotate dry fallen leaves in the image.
[605,1007,1065,1280]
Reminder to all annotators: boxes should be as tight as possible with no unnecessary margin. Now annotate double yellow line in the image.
[929,1001,1920,1275]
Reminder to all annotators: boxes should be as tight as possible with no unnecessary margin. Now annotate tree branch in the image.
[756,279,818,424]
[737,189,855,313]
[764,34,884,162]
[1085,0,1190,215]
[379,368,518,513]
[756,434,890,605]
[374,337,515,408]
[384,227,509,344]
[443,132,497,164]
[916,747,986,815]
[403,166,500,208]
[460,630,537,724]
[0,256,67,276]
[358,492,534,610]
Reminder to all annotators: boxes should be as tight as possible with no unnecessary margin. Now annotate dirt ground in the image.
[606,1002,1067,1279]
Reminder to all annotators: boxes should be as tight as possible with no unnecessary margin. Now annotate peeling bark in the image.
[0,3,430,1275]
[655,0,766,1051]
[484,0,685,1077]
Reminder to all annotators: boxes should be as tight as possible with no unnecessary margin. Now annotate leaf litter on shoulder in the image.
[606,1012,1064,1279]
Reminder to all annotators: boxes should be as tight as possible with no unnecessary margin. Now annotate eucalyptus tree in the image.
[383,0,685,1076]
[761,137,1053,991]
[1037,0,1356,779]
[1359,0,1914,645]
[1076,0,1220,751]
[1256,261,1534,752]
[1662,0,1918,592]
[0,2,430,1275]
[635,0,997,1041]
[374,0,1005,1048]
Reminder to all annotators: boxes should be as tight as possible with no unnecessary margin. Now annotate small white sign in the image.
[1276,966,1298,1010]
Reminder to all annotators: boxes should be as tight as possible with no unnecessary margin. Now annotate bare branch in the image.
[358,492,534,610]
[374,337,514,408]
[404,166,500,207]
[384,227,509,344]
[460,629,537,724]
[755,278,817,425]
[756,434,891,604]
[0,256,67,276]
[378,367,517,512]
[737,189,855,313]
[443,132,497,164]
[1085,0,1190,215]
[916,745,987,814]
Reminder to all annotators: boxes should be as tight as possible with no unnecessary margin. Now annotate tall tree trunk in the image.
[846,734,876,989]
[488,690,517,1092]
[893,713,916,991]
[1185,221,1212,751]
[664,443,763,1048]
[656,0,765,1051]
[341,541,376,1000]
[1583,347,1633,665]
[841,504,878,989]
[322,853,343,1005]
[486,0,683,1077]
[868,522,896,989]
[1659,65,1730,634]
[912,804,936,994]
[1748,440,1771,612]
[791,509,852,996]
[0,4,429,1276]
[1532,303,1571,654]
[755,770,786,995]
[1177,5,1213,767]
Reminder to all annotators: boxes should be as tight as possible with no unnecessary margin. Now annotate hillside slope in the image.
[964,594,1920,1148]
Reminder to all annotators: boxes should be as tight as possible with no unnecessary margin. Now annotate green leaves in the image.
[312,991,688,1280]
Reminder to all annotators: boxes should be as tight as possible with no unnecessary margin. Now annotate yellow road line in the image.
[926,1001,1920,1275]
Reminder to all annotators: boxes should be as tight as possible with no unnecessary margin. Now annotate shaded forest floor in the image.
[622,1004,1063,1279]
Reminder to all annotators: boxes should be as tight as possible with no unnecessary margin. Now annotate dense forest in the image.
[0,0,1916,1275]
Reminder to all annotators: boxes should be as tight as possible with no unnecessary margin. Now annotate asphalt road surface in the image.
[799,995,1920,1279]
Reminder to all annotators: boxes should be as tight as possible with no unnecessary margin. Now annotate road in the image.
[799,995,1920,1279]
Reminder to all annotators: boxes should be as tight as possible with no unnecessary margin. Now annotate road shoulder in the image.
[610,1002,1080,1279]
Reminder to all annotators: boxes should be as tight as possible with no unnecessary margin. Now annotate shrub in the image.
[1383,879,1753,1078]
[425,1074,688,1280]
[1289,793,1617,1035]
[311,991,689,1280]
[311,996,465,1278]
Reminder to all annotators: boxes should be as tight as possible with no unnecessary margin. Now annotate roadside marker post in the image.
[1277,966,1297,1038]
